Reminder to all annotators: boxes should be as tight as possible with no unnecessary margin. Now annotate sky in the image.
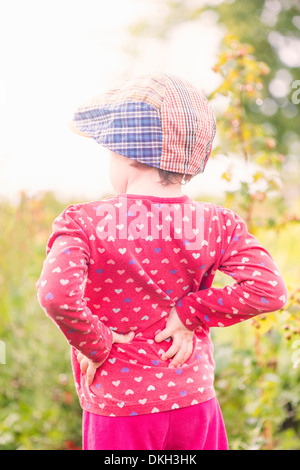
[0,0,251,203]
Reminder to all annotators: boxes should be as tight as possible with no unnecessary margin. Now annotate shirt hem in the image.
[78,388,216,417]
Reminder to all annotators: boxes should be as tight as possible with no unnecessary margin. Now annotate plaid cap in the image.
[71,72,216,176]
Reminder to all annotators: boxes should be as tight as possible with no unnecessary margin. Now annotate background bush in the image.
[1,0,300,448]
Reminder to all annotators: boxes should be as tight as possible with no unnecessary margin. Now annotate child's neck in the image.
[125,178,184,198]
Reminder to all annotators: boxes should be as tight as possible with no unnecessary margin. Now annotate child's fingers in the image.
[112,330,135,344]
[154,328,171,344]
[170,340,194,368]
[168,342,188,369]
[162,338,194,368]
[86,363,96,386]
[79,357,89,375]
[160,338,182,362]
[76,353,102,386]
[186,340,194,362]
[76,352,84,363]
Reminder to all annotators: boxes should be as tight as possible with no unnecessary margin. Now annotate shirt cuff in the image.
[175,296,205,331]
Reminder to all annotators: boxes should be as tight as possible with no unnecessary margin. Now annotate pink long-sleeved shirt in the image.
[37,193,288,416]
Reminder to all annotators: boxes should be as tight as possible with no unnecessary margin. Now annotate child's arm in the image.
[175,208,288,330]
[36,205,113,364]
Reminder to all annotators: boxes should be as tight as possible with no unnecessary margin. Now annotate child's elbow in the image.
[276,279,288,310]
[36,279,61,318]
[265,278,288,312]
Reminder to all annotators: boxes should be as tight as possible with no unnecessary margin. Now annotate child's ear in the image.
[68,121,92,138]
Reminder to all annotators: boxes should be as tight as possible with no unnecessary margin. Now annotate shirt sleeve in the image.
[36,205,113,363]
[175,208,288,330]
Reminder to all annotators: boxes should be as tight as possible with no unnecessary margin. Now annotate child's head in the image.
[70,72,216,190]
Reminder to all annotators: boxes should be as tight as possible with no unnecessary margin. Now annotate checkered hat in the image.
[71,72,216,176]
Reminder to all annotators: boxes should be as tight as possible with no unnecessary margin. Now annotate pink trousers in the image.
[82,398,228,450]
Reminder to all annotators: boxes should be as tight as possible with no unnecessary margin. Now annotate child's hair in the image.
[130,160,193,186]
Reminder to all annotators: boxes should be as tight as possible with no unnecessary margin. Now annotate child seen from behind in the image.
[37,72,288,450]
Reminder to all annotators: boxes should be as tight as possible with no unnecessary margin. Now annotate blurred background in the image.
[0,0,300,450]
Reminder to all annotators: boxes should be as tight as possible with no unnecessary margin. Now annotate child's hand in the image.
[76,330,135,386]
[154,306,194,368]
[76,353,104,387]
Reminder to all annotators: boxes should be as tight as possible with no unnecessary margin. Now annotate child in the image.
[36,72,288,450]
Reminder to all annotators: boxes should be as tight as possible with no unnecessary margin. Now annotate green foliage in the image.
[0,193,82,450]
[209,0,300,155]
[212,221,300,450]
[128,0,300,155]
[209,34,289,231]
[209,35,300,450]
